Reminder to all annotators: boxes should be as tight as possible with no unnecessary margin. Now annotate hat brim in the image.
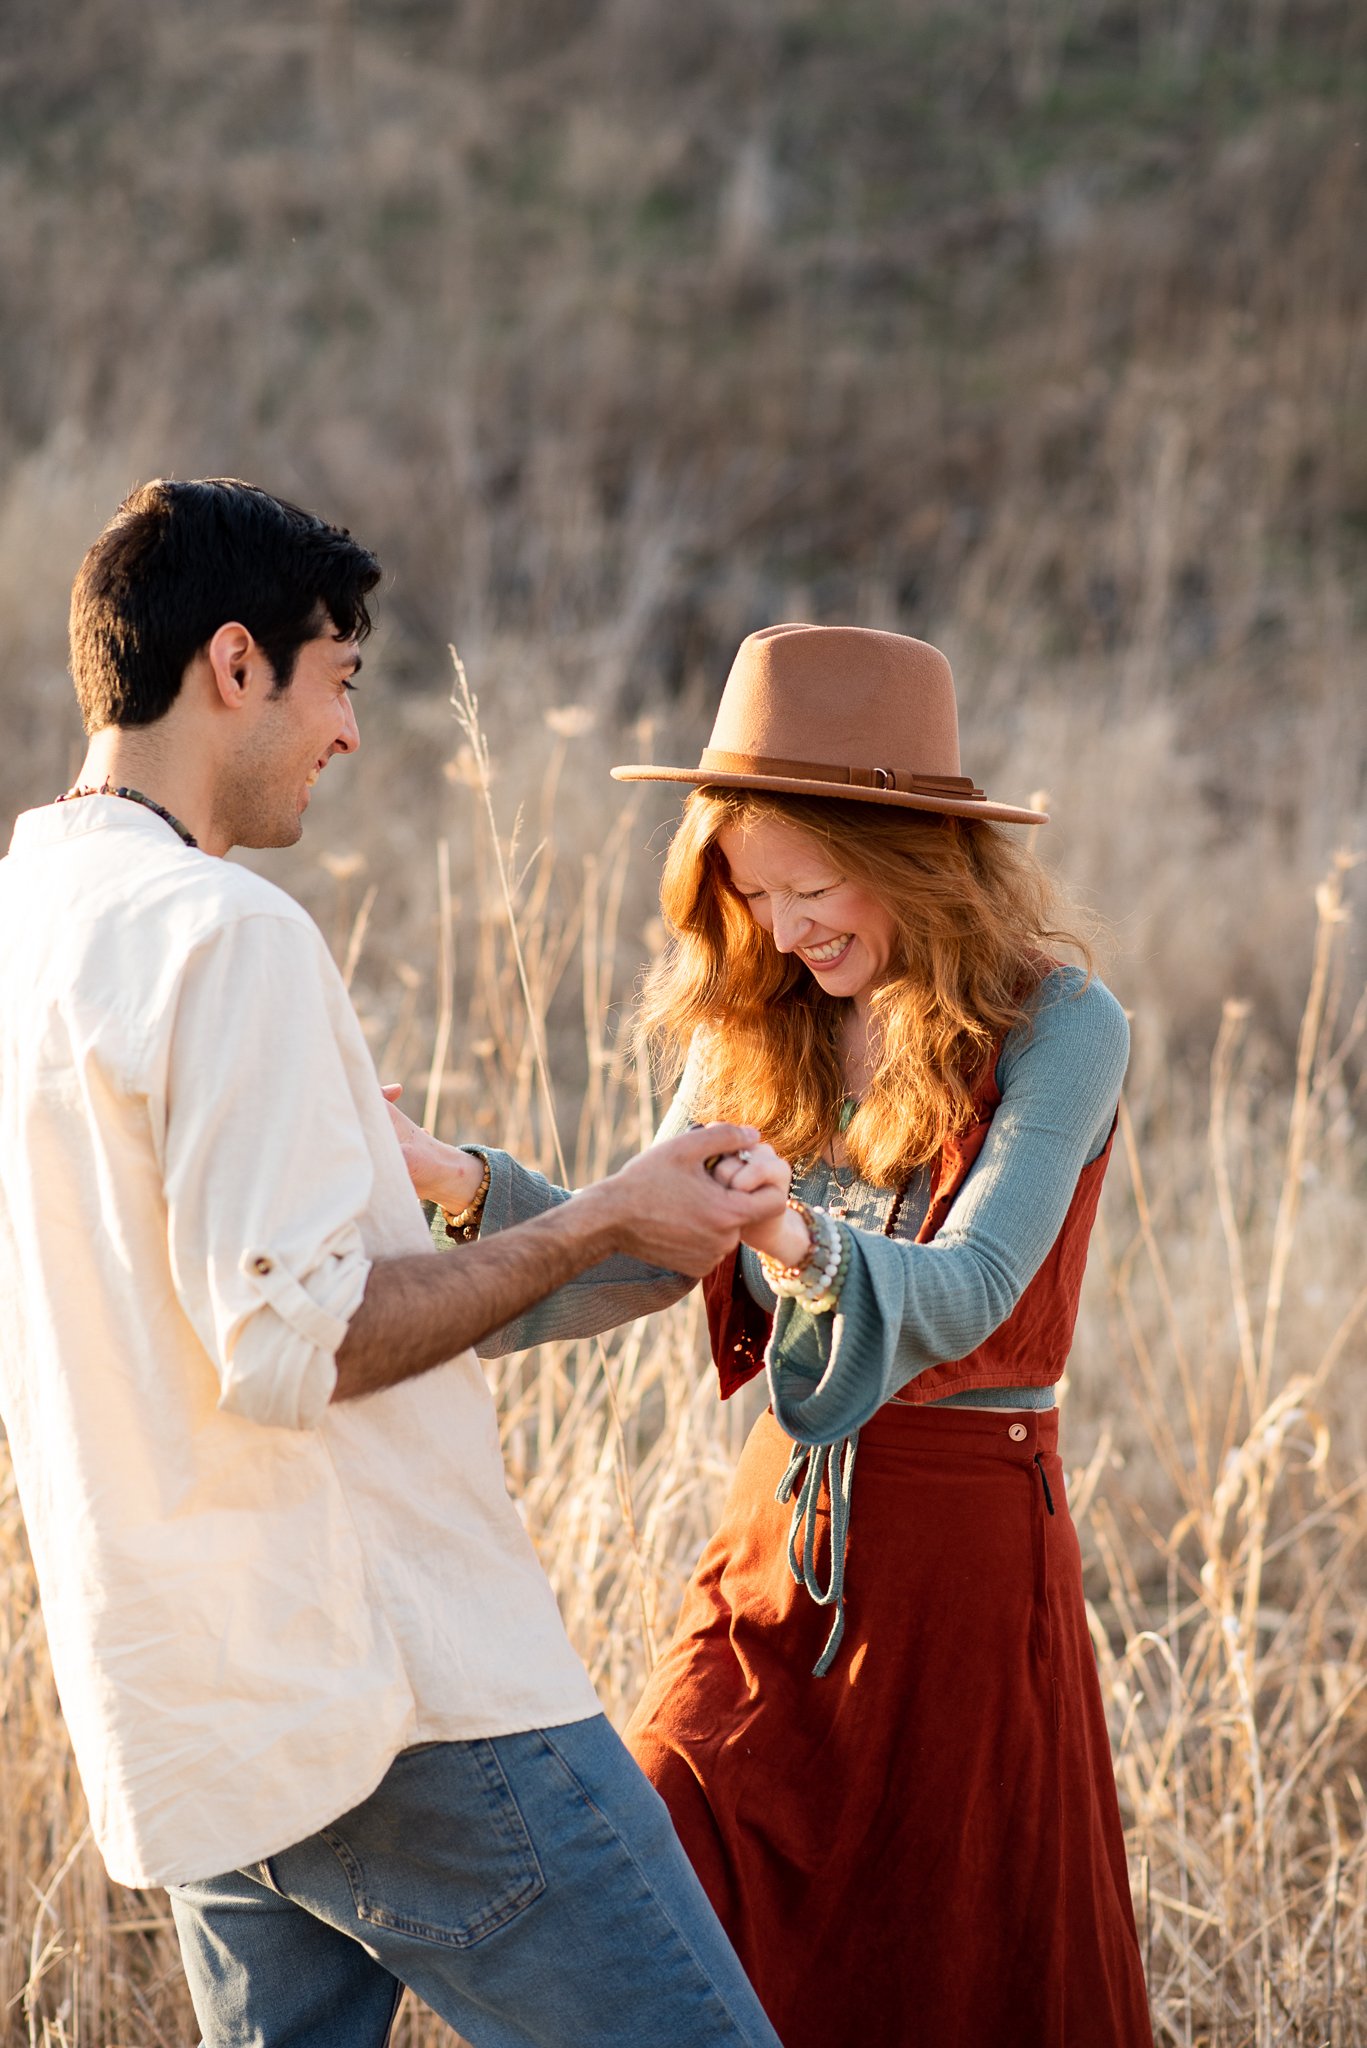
[610,764,1048,827]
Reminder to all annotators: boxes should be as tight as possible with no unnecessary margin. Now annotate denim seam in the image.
[534,1727,759,2042]
[319,1742,546,1951]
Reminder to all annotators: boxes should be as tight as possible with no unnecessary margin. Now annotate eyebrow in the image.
[733,875,834,894]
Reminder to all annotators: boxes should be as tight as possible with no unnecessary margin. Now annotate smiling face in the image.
[222,628,362,848]
[716,815,899,1008]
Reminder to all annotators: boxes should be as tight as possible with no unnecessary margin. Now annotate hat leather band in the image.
[698,749,985,801]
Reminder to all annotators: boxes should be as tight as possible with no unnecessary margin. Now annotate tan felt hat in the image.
[612,623,1047,826]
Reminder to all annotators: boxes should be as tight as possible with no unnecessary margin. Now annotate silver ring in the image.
[735,1148,753,1164]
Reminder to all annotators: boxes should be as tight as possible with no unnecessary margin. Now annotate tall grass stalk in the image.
[0,714,1363,2043]
[447,651,656,1666]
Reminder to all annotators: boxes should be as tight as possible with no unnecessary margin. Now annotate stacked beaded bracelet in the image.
[760,1198,850,1315]
[441,1150,492,1242]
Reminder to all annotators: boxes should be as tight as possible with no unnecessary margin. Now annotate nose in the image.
[769,900,813,955]
[335,693,360,755]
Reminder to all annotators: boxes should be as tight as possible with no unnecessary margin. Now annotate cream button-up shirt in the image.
[0,798,598,1888]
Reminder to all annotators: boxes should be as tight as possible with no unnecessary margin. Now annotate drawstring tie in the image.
[776,1433,860,1677]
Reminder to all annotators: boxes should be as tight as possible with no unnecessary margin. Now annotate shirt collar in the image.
[8,796,203,856]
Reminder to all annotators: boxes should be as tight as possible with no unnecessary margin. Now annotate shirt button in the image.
[1008,1422,1028,1442]
[252,1256,274,1276]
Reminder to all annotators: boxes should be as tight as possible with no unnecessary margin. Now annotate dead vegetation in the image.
[0,2,1364,2042]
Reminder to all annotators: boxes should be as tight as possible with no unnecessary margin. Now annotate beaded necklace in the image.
[56,780,199,849]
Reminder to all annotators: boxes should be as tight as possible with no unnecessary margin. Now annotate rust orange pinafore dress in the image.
[624,1062,1152,2048]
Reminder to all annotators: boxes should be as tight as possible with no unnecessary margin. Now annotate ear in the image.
[204,622,267,711]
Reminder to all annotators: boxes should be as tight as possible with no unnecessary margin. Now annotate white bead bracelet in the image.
[760,1199,848,1313]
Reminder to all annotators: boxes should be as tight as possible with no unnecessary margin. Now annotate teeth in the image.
[305,767,320,786]
[803,934,852,964]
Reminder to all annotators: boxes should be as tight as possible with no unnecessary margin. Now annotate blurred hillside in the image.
[0,0,1363,1072]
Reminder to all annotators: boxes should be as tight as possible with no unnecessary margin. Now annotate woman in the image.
[394,625,1152,2048]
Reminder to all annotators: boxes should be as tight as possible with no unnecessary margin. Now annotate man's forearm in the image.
[332,1120,782,1401]
[332,1186,623,1401]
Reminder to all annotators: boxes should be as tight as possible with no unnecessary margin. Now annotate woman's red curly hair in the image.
[639,788,1092,1186]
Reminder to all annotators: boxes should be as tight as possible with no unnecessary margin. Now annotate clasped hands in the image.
[382,1086,811,1276]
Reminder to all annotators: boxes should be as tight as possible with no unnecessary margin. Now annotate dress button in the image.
[1008,1422,1028,1442]
[252,1255,273,1276]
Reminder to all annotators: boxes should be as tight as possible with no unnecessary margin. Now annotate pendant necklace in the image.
[808,1097,915,1236]
[56,780,199,849]
[826,1097,859,1221]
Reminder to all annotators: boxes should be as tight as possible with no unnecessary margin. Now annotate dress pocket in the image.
[320,1739,545,1949]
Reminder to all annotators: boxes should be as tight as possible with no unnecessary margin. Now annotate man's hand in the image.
[592,1124,791,1276]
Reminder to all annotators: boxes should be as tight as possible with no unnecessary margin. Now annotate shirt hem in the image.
[103,1689,604,1890]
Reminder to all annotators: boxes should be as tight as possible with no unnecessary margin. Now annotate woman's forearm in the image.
[444,1148,697,1356]
[410,1137,486,1212]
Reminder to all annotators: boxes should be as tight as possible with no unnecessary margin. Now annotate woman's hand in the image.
[381,1084,487,1212]
[707,1141,810,1266]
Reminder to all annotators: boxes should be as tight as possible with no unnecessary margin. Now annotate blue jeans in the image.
[168,1715,779,2048]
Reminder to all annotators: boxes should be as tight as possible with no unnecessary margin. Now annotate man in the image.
[0,479,784,2047]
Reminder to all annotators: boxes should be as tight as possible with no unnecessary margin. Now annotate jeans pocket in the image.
[321,1739,545,1949]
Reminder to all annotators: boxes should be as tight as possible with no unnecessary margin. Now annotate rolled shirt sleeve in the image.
[160,913,374,1431]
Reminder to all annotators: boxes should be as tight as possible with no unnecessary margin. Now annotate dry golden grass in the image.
[1,4,1365,2040]
[1,661,1363,2046]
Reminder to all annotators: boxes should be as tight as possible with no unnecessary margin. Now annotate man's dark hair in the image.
[69,478,382,733]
